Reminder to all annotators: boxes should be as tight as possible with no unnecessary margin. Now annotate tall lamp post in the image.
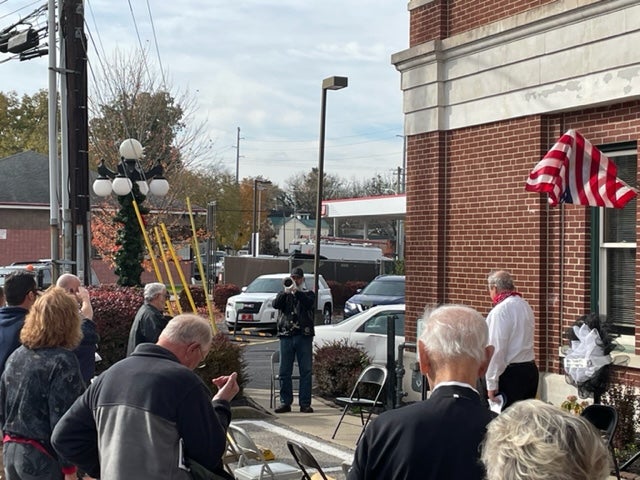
[313,76,348,309]
[92,138,170,286]
[252,178,272,257]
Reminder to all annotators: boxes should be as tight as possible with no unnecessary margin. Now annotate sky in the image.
[0,1,409,188]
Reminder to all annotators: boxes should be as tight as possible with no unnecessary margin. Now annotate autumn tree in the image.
[88,48,217,285]
[0,90,50,157]
[284,168,346,215]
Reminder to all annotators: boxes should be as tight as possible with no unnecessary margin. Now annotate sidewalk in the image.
[241,387,365,451]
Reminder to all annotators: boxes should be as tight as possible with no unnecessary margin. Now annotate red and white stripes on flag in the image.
[525,129,638,208]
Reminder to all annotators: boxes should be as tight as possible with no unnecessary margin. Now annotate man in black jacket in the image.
[348,304,495,480]
[273,267,316,414]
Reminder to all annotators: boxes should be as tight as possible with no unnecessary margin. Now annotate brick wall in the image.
[410,0,556,46]
[406,100,640,379]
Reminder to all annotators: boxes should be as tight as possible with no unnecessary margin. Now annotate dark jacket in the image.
[273,288,315,337]
[73,318,100,384]
[348,384,495,480]
[51,343,232,480]
[0,346,84,469]
[126,303,169,356]
[0,306,28,373]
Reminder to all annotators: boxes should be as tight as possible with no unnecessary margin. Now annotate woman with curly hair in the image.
[0,287,85,480]
[481,399,611,480]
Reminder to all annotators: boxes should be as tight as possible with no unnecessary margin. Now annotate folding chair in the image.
[227,424,301,480]
[286,440,332,480]
[331,365,387,443]
[581,404,620,480]
[269,350,300,408]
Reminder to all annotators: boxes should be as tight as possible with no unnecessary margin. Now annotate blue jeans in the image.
[279,335,313,407]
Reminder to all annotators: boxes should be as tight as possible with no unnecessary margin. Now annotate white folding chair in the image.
[228,424,301,480]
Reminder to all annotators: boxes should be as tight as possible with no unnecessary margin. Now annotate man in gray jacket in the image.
[52,314,239,479]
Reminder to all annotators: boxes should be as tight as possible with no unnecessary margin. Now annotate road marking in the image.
[233,419,354,462]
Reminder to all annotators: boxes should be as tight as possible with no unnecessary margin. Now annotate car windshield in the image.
[361,279,405,296]
[245,278,284,293]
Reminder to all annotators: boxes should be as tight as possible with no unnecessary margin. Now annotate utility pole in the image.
[62,0,90,284]
[235,126,242,184]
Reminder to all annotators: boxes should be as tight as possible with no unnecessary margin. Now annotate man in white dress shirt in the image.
[485,270,538,409]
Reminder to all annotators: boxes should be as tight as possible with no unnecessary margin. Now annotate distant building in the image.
[268,214,329,253]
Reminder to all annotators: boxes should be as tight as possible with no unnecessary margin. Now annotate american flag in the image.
[525,129,638,208]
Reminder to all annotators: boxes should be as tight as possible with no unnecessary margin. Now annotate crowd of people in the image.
[0,268,616,480]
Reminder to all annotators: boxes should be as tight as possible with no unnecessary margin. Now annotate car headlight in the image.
[226,301,233,308]
[266,299,273,309]
[344,301,356,311]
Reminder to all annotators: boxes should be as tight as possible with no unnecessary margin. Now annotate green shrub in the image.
[196,332,248,395]
[89,285,143,372]
[313,339,370,397]
[213,283,241,311]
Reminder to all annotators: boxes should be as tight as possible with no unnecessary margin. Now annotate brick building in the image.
[392,0,640,403]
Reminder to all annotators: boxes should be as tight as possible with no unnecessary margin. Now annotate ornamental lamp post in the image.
[92,138,170,286]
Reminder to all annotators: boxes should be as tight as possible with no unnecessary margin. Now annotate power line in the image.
[145,0,166,89]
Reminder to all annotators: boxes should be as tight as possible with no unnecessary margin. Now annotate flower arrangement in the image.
[560,395,590,415]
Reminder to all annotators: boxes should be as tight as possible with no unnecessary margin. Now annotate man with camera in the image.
[273,267,316,414]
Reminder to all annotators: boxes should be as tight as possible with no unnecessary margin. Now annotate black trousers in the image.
[498,361,539,409]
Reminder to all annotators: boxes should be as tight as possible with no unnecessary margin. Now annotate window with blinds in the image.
[599,149,637,332]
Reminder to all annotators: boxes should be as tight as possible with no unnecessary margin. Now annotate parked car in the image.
[0,260,99,290]
[314,304,405,365]
[343,274,405,318]
[225,273,333,331]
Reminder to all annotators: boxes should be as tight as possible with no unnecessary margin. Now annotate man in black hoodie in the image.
[0,271,38,373]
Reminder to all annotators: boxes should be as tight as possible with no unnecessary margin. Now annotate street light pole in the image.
[313,76,348,307]
[252,178,271,257]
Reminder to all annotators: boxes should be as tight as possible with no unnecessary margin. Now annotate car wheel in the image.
[323,305,332,325]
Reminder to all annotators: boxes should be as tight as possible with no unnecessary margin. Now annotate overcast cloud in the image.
[0,1,409,188]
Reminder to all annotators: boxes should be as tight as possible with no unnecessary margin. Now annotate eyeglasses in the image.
[196,344,207,369]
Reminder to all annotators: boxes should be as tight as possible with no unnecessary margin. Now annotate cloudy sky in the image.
[0,1,409,188]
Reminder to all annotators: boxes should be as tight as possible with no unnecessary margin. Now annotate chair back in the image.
[286,440,329,480]
[350,365,387,401]
[271,350,280,375]
[581,404,618,445]
[227,424,264,466]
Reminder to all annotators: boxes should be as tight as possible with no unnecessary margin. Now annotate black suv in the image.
[343,274,406,318]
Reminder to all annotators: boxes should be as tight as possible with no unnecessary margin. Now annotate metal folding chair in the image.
[331,365,387,443]
[581,404,620,480]
[269,350,300,408]
[286,440,331,480]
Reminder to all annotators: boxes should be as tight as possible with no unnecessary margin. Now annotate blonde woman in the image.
[0,287,85,480]
[481,399,611,480]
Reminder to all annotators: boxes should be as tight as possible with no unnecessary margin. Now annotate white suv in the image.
[225,273,333,331]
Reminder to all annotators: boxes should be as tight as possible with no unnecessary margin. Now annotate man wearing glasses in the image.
[127,282,171,356]
[53,314,239,480]
[0,271,38,373]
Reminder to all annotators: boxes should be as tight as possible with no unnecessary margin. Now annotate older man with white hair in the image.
[127,282,171,356]
[348,304,495,480]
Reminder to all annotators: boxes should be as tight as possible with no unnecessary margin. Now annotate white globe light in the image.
[112,177,133,196]
[92,178,113,197]
[149,177,170,197]
[136,180,150,196]
[119,139,144,159]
